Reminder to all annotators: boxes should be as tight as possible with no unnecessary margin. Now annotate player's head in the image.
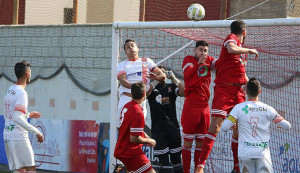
[194,40,209,59]
[14,60,31,83]
[131,81,146,100]
[230,20,246,35]
[246,77,261,97]
[124,39,139,58]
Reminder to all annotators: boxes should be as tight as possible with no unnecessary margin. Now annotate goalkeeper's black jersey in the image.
[147,82,180,133]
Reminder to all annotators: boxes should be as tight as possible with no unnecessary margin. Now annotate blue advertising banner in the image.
[0,115,8,164]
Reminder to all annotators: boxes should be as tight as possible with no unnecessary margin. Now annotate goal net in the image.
[110,18,300,173]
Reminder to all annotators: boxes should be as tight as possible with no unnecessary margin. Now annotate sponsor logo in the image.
[242,105,249,114]
[5,125,15,131]
[7,90,16,95]
[198,66,208,77]
[242,105,267,114]
[244,141,268,148]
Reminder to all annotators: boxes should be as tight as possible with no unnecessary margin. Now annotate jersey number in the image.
[118,108,127,127]
[250,117,259,137]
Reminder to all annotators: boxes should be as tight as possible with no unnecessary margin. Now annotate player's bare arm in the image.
[130,135,156,147]
[166,71,185,96]
[227,42,259,59]
[118,73,132,89]
[151,68,166,81]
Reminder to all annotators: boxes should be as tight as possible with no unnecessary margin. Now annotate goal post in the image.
[110,18,300,173]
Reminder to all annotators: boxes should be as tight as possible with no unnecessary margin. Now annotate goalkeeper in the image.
[147,66,184,173]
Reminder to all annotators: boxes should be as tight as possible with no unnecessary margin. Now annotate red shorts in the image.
[181,100,210,141]
[118,154,152,172]
[211,84,245,118]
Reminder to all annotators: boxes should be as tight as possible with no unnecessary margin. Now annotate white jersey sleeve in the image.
[14,90,27,113]
[267,106,278,120]
[145,58,157,71]
[13,111,41,135]
[117,61,126,78]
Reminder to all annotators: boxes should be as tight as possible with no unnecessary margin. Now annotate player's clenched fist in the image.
[148,139,156,147]
[36,133,44,143]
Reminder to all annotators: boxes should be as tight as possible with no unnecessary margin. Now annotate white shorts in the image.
[239,155,273,173]
[4,139,35,170]
[117,94,147,127]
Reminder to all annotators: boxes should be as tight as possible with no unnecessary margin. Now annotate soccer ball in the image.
[187,3,205,21]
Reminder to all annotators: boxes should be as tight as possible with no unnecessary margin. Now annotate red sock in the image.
[182,145,192,173]
[194,147,202,167]
[198,132,217,168]
[231,137,240,172]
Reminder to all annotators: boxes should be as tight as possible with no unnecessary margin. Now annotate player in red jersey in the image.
[197,20,259,173]
[181,40,217,173]
[114,81,157,173]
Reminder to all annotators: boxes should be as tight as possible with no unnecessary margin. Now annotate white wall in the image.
[0,69,110,122]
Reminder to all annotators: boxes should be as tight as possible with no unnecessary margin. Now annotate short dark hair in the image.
[131,81,146,99]
[230,20,246,35]
[196,40,209,48]
[246,77,261,97]
[157,66,166,71]
[14,60,31,79]
[124,39,136,50]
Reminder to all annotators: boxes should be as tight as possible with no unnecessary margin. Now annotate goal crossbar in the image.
[113,18,300,29]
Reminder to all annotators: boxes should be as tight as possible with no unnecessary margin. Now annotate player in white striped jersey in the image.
[117,39,166,127]
[222,77,291,173]
[3,60,44,173]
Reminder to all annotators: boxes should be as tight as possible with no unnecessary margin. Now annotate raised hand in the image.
[165,71,175,80]
[198,55,208,65]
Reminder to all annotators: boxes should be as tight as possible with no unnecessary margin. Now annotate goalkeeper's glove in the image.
[150,80,159,89]
[165,71,180,86]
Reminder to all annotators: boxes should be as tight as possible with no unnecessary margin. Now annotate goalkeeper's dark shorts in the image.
[152,126,182,156]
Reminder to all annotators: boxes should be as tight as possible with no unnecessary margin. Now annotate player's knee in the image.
[183,140,193,148]
[195,139,203,148]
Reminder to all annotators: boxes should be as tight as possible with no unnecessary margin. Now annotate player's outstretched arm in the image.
[221,115,236,132]
[146,80,159,96]
[130,135,156,147]
[151,68,166,81]
[166,71,185,96]
[227,42,259,59]
[273,116,291,130]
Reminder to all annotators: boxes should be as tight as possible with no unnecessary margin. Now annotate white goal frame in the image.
[109,18,300,173]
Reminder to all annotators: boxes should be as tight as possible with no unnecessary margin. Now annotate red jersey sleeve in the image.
[130,109,145,136]
[182,56,200,80]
